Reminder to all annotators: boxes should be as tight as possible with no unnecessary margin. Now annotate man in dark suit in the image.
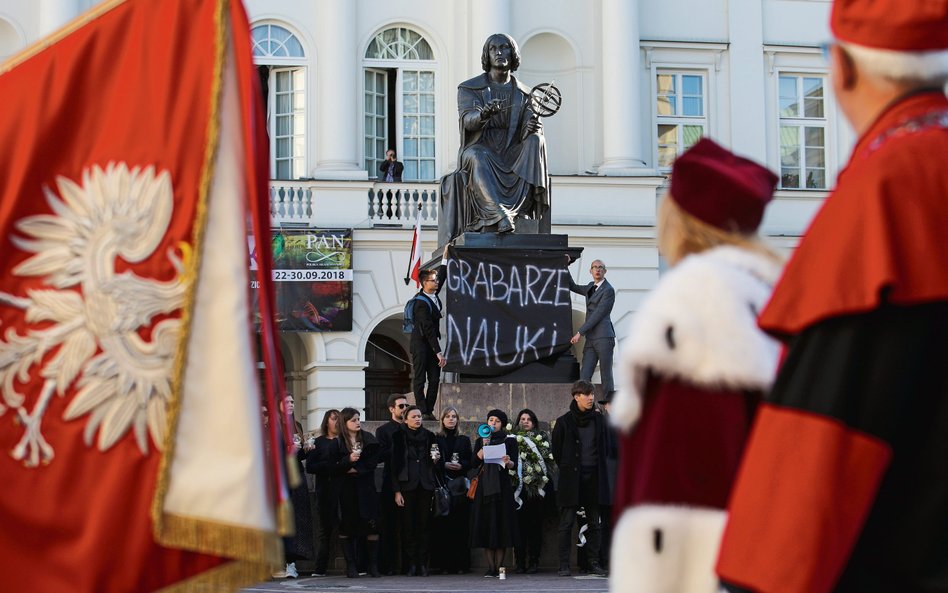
[375,393,409,575]
[568,259,616,393]
[411,265,447,420]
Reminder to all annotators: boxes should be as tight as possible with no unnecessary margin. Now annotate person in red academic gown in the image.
[608,138,783,593]
[716,3,948,593]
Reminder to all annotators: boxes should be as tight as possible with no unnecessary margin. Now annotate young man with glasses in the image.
[567,259,616,394]
[411,266,447,421]
[375,394,409,575]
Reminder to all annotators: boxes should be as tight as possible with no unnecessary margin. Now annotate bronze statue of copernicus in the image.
[438,33,550,246]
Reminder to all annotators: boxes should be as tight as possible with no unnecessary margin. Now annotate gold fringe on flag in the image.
[156,559,273,593]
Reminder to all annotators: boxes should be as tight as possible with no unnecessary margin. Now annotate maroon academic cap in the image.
[669,138,777,234]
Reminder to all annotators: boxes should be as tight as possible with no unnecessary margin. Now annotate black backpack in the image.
[402,294,433,333]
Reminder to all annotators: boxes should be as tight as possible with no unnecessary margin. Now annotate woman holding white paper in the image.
[470,409,520,577]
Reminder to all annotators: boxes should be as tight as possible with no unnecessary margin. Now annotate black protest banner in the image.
[444,246,573,374]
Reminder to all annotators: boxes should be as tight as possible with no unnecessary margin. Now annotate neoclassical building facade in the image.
[1,0,847,430]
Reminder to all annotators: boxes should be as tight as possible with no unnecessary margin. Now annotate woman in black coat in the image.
[281,394,314,578]
[334,407,381,578]
[305,409,341,576]
[470,409,519,578]
[390,405,439,576]
[512,408,552,574]
[430,406,473,574]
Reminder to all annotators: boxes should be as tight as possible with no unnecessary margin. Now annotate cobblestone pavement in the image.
[240,572,609,593]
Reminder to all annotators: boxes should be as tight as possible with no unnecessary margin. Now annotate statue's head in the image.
[481,33,521,73]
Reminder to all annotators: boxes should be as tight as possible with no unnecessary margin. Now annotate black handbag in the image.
[432,474,451,517]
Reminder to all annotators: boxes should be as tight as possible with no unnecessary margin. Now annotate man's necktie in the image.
[588,284,597,297]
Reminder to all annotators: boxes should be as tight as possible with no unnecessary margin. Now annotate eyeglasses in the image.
[591,265,605,270]
[396,403,408,409]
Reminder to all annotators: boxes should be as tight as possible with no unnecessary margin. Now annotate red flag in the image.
[406,204,424,287]
[0,1,284,591]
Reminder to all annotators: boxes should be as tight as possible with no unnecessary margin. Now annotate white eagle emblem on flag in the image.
[0,162,189,467]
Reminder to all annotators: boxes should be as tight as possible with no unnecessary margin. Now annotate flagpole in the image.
[404,202,423,286]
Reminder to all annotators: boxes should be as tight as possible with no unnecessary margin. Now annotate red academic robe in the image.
[717,91,948,593]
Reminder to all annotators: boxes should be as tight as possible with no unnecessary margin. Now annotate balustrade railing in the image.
[268,182,313,223]
[367,183,439,226]
[267,180,439,228]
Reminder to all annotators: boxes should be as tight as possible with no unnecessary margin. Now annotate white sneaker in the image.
[285,562,298,578]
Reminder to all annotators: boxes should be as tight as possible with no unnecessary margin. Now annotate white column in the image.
[727,0,767,158]
[598,0,646,175]
[313,0,366,180]
[40,0,79,37]
[468,0,511,79]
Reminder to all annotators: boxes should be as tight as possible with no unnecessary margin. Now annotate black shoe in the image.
[589,563,608,576]
[558,564,571,577]
[422,413,436,421]
[406,565,417,577]
[484,568,496,577]
[419,566,429,577]
[515,565,527,574]
[497,218,514,233]
[526,564,538,574]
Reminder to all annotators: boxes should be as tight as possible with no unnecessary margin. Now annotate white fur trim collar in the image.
[611,246,783,430]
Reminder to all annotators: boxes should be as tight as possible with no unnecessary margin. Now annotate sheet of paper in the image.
[483,443,507,466]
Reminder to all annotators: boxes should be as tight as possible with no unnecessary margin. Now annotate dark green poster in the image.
[251,229,353,332]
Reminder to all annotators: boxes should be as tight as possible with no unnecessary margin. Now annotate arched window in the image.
[363,27,436,181]
[252,24,306,180]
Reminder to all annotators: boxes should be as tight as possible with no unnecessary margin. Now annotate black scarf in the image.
[486,426,508,445]
[404,424,428,447]
[570,400,596,428]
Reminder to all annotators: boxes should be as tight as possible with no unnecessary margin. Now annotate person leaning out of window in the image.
[379,149,403,182]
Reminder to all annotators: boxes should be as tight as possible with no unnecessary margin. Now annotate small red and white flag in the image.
[405,204,424,287]
[0,0,287,591]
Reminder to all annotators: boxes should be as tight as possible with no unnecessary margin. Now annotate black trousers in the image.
[312,492,337,573]
[598,504,612,568]
[377,488,401,574]
[411,344,440,414]
[515,496,544,567]
[431,496,471,573]
[558,470,602,567]
[399,489,434,567]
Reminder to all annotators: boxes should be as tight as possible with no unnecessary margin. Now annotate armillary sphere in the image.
[529,82,562,118]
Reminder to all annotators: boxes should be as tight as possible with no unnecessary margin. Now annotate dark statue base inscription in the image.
[441,237,582,384]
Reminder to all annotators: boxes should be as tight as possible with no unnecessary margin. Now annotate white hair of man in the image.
[840,41,948,87]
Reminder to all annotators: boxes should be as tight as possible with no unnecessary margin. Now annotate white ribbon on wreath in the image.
[512,433,549,510]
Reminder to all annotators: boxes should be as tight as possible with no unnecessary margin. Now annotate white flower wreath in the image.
[512,430,551,510]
